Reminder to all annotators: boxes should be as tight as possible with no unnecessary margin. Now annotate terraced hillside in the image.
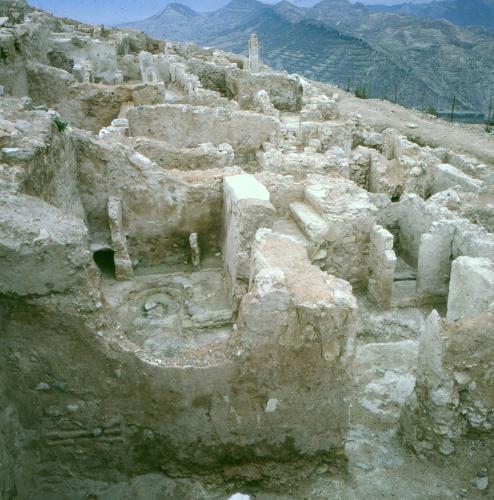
[121,0,494,114]
[369,0,494,32]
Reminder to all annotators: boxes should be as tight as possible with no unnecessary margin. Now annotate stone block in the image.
[417,221,456,302]
[447,256,494,321]
[222,174,275,301]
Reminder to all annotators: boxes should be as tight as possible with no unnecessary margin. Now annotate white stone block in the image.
[224,173,270,204]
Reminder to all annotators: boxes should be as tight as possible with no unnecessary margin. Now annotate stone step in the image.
[290,201,328,244]
[304,184,328,218]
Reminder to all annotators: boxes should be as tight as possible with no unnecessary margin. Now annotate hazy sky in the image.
[29,0,430,25]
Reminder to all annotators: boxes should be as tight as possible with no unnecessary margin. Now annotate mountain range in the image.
[120,0,494,114]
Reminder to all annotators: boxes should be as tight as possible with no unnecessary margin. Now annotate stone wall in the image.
[226,69,303,112]
[301,176,378,289]
[0,301,22,499]
[0,102,85,218]
[132,138,234,171]
[74,133,233,265]
[432,163,484,195]
[401,310,494,456]
[127,104,280,156]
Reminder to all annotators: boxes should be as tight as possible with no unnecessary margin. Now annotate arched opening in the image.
[93,249,116,278]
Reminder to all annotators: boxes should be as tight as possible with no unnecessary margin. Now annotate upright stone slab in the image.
[417,221,456,302]
[447,256,494,321]
[367,225,397,309]
[222,174,275,302]
[138,51,160,83]
[108,197,133,281]
[248,33,259,73]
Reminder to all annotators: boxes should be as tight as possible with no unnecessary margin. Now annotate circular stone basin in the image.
[142,293,180,319]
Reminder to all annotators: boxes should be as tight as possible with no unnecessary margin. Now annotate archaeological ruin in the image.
[0,0,493,498]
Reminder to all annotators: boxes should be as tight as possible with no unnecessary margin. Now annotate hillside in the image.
[120,0,494,114]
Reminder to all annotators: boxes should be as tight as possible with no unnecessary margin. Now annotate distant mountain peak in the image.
[275,1,303,8]
[273,0,307,17]
[158,3,198,18]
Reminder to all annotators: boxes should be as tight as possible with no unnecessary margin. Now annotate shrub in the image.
[354,86,369,99]
[425,105,438,117]
[53,115,67,133]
